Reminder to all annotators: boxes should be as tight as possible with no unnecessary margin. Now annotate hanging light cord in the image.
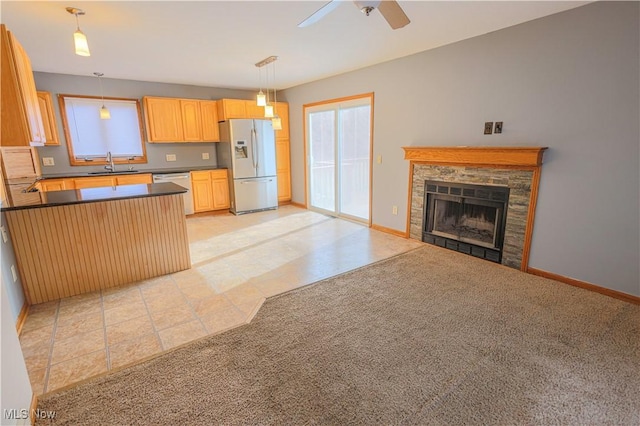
[273,61,277,115]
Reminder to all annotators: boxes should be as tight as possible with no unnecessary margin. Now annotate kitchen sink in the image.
[88,170,141,175]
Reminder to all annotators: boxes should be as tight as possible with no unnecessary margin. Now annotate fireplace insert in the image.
[422,181,509,263]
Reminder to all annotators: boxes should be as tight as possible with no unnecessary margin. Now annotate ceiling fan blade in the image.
[298,1,343,28]
[378,0,410,29]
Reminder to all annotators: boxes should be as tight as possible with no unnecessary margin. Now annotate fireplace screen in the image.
[432,199,498,248]
[423,181,509,263]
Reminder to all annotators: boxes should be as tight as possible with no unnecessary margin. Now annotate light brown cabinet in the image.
[1,25,45,147]
[216,99,247,120]
[115,173,153,186]
[39,173,153,192]
[36,91,60,146]
[39,178,73,192]
[274,102,291,202]
[143,96,219,143]
[143,97,184,142]
[180,99,203,142]
[191,169,230,212]
[200,101,220,141]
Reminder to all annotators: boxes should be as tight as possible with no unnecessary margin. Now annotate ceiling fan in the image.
[298,0,410,30]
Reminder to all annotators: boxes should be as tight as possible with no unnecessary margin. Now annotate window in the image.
[58,94,147,166]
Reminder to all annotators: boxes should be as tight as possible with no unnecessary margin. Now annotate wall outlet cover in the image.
[166,154,177,162]
[42,157,55,166]
[494,122,503,134]
[484,122,493,135]
[202,153,210,160]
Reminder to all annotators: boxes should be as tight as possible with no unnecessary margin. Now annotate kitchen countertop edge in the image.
[1,182,188,212]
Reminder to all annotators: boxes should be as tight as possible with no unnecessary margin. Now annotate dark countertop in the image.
[40,166,226,180]
[1,182,187,212]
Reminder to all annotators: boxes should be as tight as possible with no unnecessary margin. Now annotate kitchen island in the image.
[1,182,191,304]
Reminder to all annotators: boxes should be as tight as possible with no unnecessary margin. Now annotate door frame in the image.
[302,93,374,226]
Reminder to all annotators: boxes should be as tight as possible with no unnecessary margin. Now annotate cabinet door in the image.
[245,101,265,119]
[274,102,289,139]
[39,179,67,192]
[180,99,203,142]
[74,177,116,189]
[200,101,220,142]
[37,91,60,146]
[191,171,214,212]
[210,170,230,210]
[1,25,45,147]
[275,139,291,202]
[217,99,247,120]
[143,97,183,142]
[116,173,152,185]
[10,32,45,145]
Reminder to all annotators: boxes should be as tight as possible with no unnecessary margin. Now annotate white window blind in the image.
[63,97,144,159]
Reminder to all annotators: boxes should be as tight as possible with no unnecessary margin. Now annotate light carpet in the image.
[37,245,640,425]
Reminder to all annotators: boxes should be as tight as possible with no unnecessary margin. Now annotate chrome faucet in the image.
[104,151,115,172]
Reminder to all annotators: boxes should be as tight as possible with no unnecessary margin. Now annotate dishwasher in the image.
[152,172,194,215]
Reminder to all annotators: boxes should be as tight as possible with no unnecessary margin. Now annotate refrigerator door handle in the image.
[251,128,258,170]
[240,178,273,184]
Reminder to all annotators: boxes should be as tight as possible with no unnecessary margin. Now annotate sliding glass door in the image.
[305,95,372,223]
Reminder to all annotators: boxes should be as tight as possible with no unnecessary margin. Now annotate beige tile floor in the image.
[19,205,422,395]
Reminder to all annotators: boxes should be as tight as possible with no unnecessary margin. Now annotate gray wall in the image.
[1,212,25,323]
[33,73,257,174]
[1,273,32,425]
[282,2,639,297]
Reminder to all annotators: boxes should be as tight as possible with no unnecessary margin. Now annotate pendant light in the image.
[271,60,282,130]
[255,56,278,118]
[93,72,111,119]
[66,7,90,57]
[256,66,266,107]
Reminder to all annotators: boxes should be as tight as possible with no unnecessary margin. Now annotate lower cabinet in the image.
[191,169,230,213]
[39,174,153,192]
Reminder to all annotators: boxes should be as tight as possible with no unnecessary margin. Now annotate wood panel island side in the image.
[1,182,191,304]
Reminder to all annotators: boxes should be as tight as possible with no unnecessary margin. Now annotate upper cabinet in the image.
[143,96,219,143]
[36,91,61,146]
[143,97,184,142]
[200,101,220,142]
[217,99,247,120]
[217,99,289,126]
[1,25,45,147]
[180,99,203,142]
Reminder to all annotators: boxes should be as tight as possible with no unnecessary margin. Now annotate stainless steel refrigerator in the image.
[216,119,278,214]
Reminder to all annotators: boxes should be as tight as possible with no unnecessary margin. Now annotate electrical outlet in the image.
[377,155,382,164]
[202,153,210,160]
[11,265,17,282]
[42,157,55,166]
[392,206,398,215]
[166,154,177,162]
[494,122,503,134]
[484,122,493,135]
[0,225,7,243]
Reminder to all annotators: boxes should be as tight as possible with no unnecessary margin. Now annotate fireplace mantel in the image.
[402,146,547,167]
[403,146,547,271]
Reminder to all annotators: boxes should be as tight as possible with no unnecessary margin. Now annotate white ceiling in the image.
[1,1,588,90]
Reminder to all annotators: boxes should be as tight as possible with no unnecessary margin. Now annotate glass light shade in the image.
[264,105,274,118]
[73,30,90,56]
[100,105,111,119]
[256,91,266,107]
[271,116,282,130]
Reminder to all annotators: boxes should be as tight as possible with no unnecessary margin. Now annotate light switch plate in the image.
[42,157,55,166]
[202,153,210,160]
[166,154,177,162]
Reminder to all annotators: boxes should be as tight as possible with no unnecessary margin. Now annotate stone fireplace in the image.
[403,147,547,270]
